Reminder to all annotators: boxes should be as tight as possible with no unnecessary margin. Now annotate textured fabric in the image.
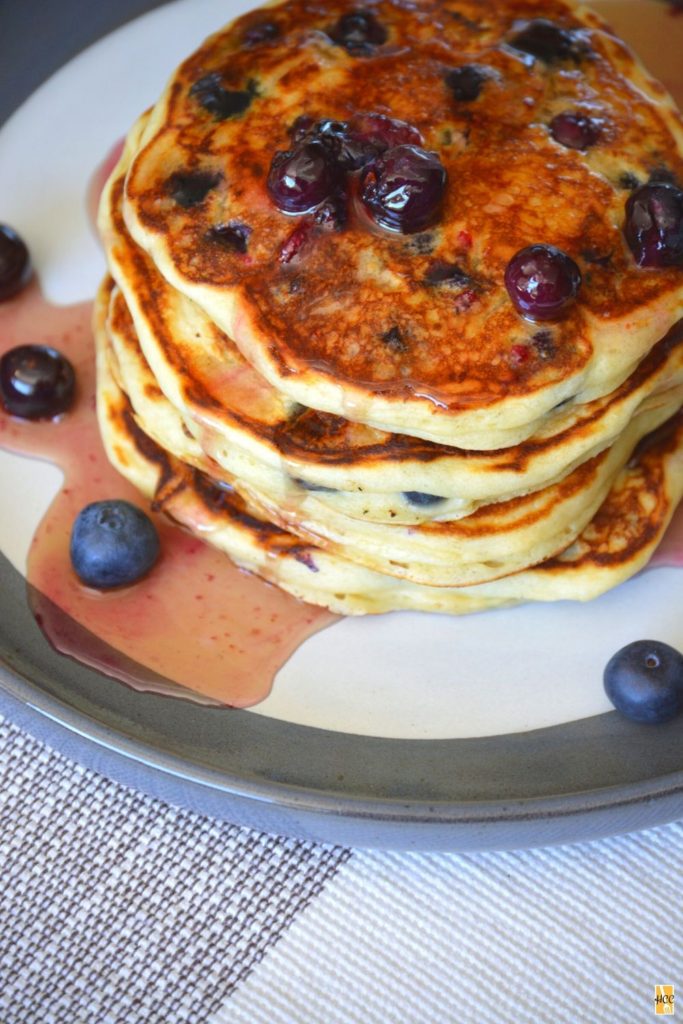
[222,825,683,1024]
[0,714,349,1024]
[2,709,682,1024]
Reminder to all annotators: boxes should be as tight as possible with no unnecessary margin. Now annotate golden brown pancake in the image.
[101,120,683,526]
[122,0,683,447]
[95,278,683,614]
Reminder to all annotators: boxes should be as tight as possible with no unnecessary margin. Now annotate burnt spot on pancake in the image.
[327,10,388,56]
[618,172,641,191]
[507,19,589,65]
[190,73,257,120]
[241,21,281,47]
[532,330,556,360]
[381,325,407,353]
[403,491,447,506]
[206,221,252,253]
[167,171,222,208]
[192,469,236,512]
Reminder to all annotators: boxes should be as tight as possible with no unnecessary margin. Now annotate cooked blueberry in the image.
[625,183,683,267]
[206,222,251,253]
[329,10,387,55]
[532,330,556,359]
[618,172,640,191]
[344,113,421,168]
[445,64,489,102]
[190,74,254,120]
[360,145,447,234]
[0,225,31,301]
[289,115,317,143]
[293,477,335,493]
[268,142,338,214]
[167,171,221,208]
[509,19,586,63]
[242,21,280,47]
[649,167,680,186]
[314,190,348,230]
[581,247,612,267]
[424,261,471,287]
[550,112,601,150]
[70,500,160,589]
[505,244,582,320]
[403,491,446,506]
[381,325,407,352]
[0,345,75,419]
[603,640,683,723]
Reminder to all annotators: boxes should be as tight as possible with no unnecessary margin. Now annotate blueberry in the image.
[206,221,252,253]
[624,182,683,267]
[504,244,582,320]
[70,500,160,589]
[267,142,339,214]
[242,21,280,47]
[403,491,446,506]
[0,345,75,419]
[190,73,254,120]
[360,145,447,234]
[445,64,489,102]
[167,171,221,208]
[328,10,387,56]
[550,112,601,150]
[0,225,31,301]
[508,19,586,64]
[603,640,683,723]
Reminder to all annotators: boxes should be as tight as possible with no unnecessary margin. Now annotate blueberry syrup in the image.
[0,161,337,708]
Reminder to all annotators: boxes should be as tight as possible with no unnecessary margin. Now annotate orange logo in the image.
[655,985,675,1015]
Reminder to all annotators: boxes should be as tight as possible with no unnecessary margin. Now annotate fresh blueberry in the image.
[0,224,31,301]
[603,640,683,723]
[267,142,339,214]
[0,345,75,419]
[360,145,447,234]
[403,491,446,506]
[624,182,683,267]
[328,10,387,55]
[550,112,601,150]
[70,500,160,589]
[504,244,582,320]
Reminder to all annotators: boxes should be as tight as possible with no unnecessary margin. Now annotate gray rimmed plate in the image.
[2,0,683,851]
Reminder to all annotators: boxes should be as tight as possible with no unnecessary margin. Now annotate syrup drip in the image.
[0,281,336,707]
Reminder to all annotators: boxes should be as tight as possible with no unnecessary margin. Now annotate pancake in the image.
[122,0,683,448]
[95,278,683,613]
[102,270,683,586]
[101,119,683,526]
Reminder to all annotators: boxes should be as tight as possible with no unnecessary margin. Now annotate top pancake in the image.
[123,0,683,447]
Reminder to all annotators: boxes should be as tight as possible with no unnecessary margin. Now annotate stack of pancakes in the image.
[95,0,683,614]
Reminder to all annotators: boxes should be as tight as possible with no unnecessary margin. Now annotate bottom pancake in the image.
[95,285,683,616]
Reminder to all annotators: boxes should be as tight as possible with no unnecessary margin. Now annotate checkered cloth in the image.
[1,711,682,1024]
